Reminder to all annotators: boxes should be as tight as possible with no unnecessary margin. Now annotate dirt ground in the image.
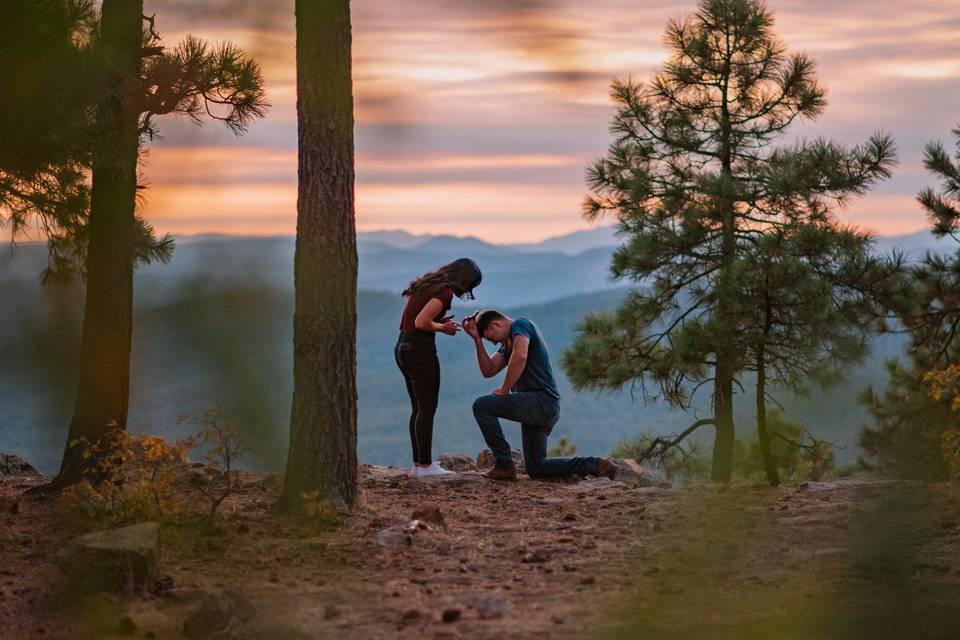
[2,468,960,640]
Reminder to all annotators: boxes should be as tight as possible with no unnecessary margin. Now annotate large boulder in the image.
[0,453,39,477]
[59,522,160,591]
[476,448,525,473]
[612,459,670,488]
[438,453,477,472]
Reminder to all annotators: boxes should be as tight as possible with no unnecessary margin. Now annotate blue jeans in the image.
[472,392,601,478]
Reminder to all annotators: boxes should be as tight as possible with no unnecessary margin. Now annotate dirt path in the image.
[3,471,959,639]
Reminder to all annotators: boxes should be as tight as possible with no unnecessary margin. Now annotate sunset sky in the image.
[140,0,960,243]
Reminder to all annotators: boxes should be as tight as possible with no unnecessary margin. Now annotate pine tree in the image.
[0,0,96,278]
[32,2,268,490]
[562,0,896,481]
[280,0,359,512]
[861,125,960,479]
[739,223,899,485]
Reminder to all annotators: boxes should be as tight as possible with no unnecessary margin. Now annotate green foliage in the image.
[734,410,835,482]
[58,409,256,524]
[861,126,960,480]
[547,435,577,457]
[0,0,96,281]
[1,4,267,282]
[860,360,955,480]
[613,410,834,483]
[179,407,257,519]
[610,431,712,481]
[564,0,898,480]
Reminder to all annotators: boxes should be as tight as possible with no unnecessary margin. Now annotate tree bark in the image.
[756,348,780,486]
[711,366,735,482]
[49,0,142,488]
[280,0,358,511]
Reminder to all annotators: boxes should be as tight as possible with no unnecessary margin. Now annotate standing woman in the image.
[396,258,482,477]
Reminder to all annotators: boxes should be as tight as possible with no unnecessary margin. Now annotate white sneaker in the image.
[414,461,455,478]
[407,464,418,478]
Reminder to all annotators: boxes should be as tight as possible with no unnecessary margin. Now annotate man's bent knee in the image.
[472,395,495,417]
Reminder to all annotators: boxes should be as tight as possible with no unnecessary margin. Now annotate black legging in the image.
[395,336,440,465]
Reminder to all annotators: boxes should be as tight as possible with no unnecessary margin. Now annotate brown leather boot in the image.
[483,465,518,481]
[597,458,618,480]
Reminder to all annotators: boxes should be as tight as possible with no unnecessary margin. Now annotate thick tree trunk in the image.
[711,364,735,482]
[756,349,779,486]
[50,0,142,488]
[280,0,358,511]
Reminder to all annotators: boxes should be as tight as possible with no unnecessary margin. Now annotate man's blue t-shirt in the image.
[498,318,561,400]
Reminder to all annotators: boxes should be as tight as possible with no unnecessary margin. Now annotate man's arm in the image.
[474,339,507,378]
[494,334,529,395]
[463,317,507,377]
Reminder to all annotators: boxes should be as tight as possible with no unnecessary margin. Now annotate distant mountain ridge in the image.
[173,226,957,260]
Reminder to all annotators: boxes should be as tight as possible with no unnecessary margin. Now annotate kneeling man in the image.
[463,310,616,481]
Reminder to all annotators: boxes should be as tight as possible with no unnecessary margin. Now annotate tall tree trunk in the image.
[711,366,735,482]
[756,348,779,486]
[711,36,736,483]
[50,0,141,488]
[280,0,358,511]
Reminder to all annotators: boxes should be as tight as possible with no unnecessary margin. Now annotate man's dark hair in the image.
[476,309,505,335]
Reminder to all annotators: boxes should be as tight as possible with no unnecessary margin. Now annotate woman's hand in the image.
[439,321,459,336]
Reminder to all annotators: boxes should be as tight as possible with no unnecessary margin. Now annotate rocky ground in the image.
[2,457,960,640]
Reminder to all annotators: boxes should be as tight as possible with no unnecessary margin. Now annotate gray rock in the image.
[182,589,255,639]
[442,471,485,485]
[359,464,408,481]
[59,522,160,591]
[570,478,627,493]
[0,453,39,477]
[468,598,509,620]
[476,448,525,473]
[438,453,478,472]
[612,459,670,488]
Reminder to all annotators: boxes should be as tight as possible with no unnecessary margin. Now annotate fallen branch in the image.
[636,418,716,466]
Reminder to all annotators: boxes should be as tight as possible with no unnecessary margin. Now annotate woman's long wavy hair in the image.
[402,258,482,300]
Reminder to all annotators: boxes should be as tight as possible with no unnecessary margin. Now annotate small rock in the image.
[551,616,565,625]
[411,503,444,527]
[438,453,478,472]
[117,616,137,634]
[0,453,39,477]
[375,527,413,549]
[401,608,423,622]
[182,589,255,640]
[151,575,174,595]
[570,478,627,493]
[521,551,549,564]
[469,599,508,620]
[476,448,525,473]
[611,459,670,488]
[580,576,596,585]
[441,608,461,623]
[323,604,342,620]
